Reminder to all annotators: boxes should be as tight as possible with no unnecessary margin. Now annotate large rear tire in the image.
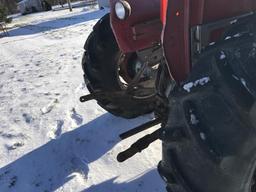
[82,14,157,119]
[159,33,256,192]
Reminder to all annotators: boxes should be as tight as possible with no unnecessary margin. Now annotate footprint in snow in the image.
[0,131,26,139]
[0,169,10,181]
[69,108,83,127]
[44,92,51,96]
[8,176,17,188]
[75,83,86,93]
[6,142,24,151]
[48,120,64,139]
[72,55,79,60]
[22,113,33,123]
[0,170,17,189]
[70,157,88,180]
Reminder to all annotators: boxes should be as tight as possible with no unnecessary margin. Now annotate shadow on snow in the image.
[0,113,164,191]
[7,9,105,37]
[83,169,164,192]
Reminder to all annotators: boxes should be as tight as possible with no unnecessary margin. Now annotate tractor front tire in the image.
[159,34,256,192]
[82,14,156,119]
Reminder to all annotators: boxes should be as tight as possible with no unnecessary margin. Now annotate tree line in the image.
[0,0,81,15]
[0,0,18,14]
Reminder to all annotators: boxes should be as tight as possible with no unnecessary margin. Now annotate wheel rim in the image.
[118,52,158,98]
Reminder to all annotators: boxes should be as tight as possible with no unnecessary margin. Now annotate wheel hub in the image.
[118,52,158,98]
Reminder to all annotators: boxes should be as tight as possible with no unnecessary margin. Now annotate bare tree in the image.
[59,0,64,8]
[67,0,72,11]
[0,0,17,14]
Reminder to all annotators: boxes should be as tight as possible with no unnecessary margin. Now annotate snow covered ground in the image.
[0,5,164,192]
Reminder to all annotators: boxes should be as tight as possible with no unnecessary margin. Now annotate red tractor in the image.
[81,0,162,118]
[81,0,256,191]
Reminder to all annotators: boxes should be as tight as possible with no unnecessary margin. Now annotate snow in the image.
[232,75,239,81]
[40,98,59,114]
[0,6,164,192]
[190,114,199,125]
[200,132,206,141]
[234,33,242,38]
[220,51,226,60]
[230,19,237,25]
[225,36,232,40]
[240,78,252,94]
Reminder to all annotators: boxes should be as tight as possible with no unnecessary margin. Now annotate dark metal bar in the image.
[80,91,128,103]
[126,60,148,92]
[117,129,161,162]
[80,94,96,102]
[79,92,108,103]
[119,118,162,140]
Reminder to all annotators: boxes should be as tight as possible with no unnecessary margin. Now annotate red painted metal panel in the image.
[161,0,168,25]
[162,0,191,82]
[190,0,256,26]
[189,0,205,26]
[202,0,255,24]
[110,0,161,53]
[163,0,256,82]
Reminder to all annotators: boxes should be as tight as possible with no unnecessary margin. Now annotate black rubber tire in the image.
[158,33,256,192]
[82,14,156,119]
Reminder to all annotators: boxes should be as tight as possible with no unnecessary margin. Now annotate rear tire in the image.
[82,14,156,119]
[159,33,256,192]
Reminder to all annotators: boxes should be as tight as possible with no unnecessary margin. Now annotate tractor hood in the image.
[109,0,162,53]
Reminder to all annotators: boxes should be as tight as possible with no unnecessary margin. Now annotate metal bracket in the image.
[119,118,162,140]
[190,12,255,65]
[117,129,161,162]
[80,92,107,102]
